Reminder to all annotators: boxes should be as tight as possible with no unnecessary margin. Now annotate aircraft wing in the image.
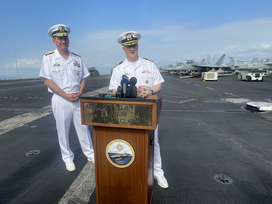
[196,56,234,70]
[196,64,231,69]
[194,64,212,68]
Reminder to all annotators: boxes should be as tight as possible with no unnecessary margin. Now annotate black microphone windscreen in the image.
[130,86,137,98]
[116,86,122,98]
[130,77,137,86]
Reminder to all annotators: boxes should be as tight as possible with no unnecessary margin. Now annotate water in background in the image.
[0,74,39,80]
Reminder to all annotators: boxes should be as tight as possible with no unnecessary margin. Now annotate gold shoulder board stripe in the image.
[143,58,154,62]
[72,52,81,57]
[44,51,54,56]
[114,61,124,67]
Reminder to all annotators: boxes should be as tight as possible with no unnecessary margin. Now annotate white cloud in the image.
[6,58,41,69]
[3,17,272,78]
[69,17,272,69]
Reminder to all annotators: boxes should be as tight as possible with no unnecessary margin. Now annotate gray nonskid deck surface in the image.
[0,74,272,204]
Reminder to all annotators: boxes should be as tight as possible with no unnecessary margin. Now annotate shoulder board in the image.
[114,61,124,67]
[143,58,154,62]
[44,51,54,56]
[72,52,81,57]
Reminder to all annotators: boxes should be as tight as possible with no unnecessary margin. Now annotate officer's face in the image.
[123,44,139,61]
[53,36,69,51]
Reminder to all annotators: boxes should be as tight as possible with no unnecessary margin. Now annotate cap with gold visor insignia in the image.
[48,24,70,38]
[117,31,141,47]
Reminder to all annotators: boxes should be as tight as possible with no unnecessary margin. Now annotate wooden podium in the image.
[80,96,162,204]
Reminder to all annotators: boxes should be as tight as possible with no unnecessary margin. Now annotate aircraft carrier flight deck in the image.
[1,73,272,204]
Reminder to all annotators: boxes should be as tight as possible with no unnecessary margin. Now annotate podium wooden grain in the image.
[80,96,162,204]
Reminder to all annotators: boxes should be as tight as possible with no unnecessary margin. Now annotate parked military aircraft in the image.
[233,58,258,70]
[208,57,235,74]
[174,54,234,76]
[159,64,173,72]
[167,62,185,75]
[233,58,272,73]
[171,57,208,76]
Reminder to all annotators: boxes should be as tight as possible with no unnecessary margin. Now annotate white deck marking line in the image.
[58,87,109,203]
[0,105,52,135]
[224,92,239,97]
[206,87,214,91]
[58,162,96,204]
[81,86,110,97]
[0,86,109,136]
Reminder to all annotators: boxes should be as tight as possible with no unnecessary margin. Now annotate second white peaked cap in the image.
[48,24,70,38]
[117,31,141,47]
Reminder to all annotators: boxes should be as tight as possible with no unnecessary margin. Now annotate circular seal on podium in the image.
[106,139,135,168]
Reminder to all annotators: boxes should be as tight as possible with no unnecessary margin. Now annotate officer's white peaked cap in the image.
[117,31,141,47]
[48,24,70,38]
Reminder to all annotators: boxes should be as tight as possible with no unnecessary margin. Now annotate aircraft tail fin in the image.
[206,55,210,65]
[251,58,258,63]
[201,58,205,63]
[215,54,225,65]
[228,57,235,69]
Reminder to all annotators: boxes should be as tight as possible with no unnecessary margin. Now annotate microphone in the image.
[130,77,137,86]
[121,75,130,97]
[130,86,137,98]
[115,86,122,98]
[127,77,137,98]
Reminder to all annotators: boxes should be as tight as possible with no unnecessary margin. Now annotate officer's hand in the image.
[71,93,79,102]
[66,93,79,102]
[137,86,149,96]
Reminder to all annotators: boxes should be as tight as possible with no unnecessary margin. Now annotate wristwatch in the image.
[150,89,154,95]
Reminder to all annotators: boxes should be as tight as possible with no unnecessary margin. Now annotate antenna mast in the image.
[14,45,19,79]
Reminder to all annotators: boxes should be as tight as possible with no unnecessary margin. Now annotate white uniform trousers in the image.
[52,94,94,163]
[154,125,164,178]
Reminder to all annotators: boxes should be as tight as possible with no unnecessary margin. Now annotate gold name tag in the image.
[83,103,152,127]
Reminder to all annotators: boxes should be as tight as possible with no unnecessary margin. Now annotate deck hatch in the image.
[214,174,233,184]
[25,150,40,156]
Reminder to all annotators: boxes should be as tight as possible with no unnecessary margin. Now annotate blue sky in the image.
[1,0,272,79]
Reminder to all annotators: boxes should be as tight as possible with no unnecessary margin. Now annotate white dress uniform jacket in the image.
[109,57,164,90]
[109,57,165,178]
[39,49,94,163]
[40,49,90,93]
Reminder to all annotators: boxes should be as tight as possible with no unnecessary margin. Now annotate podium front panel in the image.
[80,97,162,130]
[93,126,154,204]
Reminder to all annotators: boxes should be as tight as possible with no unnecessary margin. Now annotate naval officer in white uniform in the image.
[39,24,94,171]
[109,31,169,188]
